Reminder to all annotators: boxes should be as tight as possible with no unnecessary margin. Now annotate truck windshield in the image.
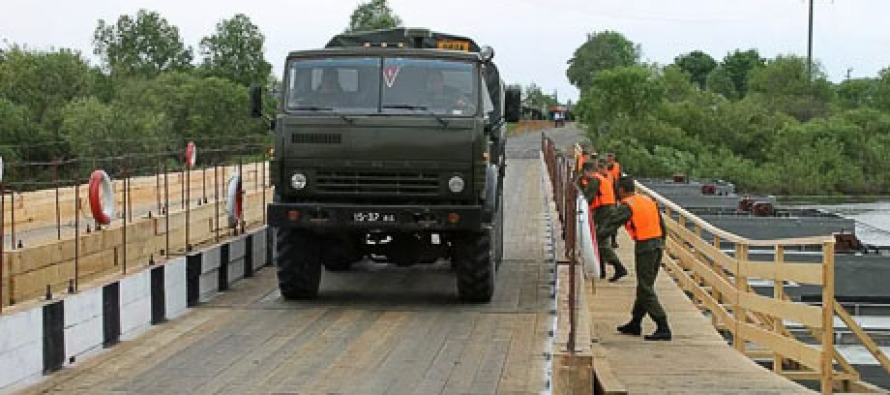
[285,57,477,116]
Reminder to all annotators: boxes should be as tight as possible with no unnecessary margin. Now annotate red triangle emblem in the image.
[383,65,401,88]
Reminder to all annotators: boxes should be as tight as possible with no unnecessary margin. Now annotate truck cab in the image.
[252,28,518,302]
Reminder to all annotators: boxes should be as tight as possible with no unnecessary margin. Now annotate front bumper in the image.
[267,202,485,231]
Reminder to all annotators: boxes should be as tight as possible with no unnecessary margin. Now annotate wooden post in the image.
[774,245,785,374]
[734,243,748,353]
[821,241,835,394]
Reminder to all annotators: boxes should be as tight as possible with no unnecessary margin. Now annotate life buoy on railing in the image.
[88,170,115,225]
[185,141,197,169]
[226,173,243,228]
[0,156,4,182]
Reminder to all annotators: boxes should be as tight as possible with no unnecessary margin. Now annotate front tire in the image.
[276,228,322,300]
[452,229,495,303]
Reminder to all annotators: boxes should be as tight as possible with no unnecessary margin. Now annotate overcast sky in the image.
[2,0,889,102]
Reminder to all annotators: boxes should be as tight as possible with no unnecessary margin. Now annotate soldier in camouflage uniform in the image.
[576,160,627,282]
[599,176,672,341]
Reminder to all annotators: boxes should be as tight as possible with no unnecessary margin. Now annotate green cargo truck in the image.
[250,28,519,302]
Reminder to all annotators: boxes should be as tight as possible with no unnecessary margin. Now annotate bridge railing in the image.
[1,139,271,312]
[637,182,890,394]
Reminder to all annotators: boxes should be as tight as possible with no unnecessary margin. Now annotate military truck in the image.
[250,28,520,302]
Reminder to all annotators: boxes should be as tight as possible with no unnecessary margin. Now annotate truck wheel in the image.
[453,230,495,303]
[494,194,504,268]
[276,228,322,300]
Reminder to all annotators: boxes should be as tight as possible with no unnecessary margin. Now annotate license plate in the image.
[352,212,397,223]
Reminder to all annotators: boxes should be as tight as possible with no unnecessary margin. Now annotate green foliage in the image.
[576,65,664,136]
[747,55,834,121]
[717,49,764,98]
[569,32,890,196]
[1,9,274,188]
[523,83,558,111]
[674,50,716,90]
[94,9,193,77]
[566,31,639,90]
[199,14,271,87]
[345,0,403,33]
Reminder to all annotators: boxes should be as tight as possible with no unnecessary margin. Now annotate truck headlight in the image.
[291,173,308,190]
[448,175,465,193]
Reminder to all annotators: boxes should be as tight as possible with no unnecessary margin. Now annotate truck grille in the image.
[315,170,440,195]
[291,133,342,145]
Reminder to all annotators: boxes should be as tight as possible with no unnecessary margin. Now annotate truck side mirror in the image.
[504,86,522,123]
[249,85,264,118]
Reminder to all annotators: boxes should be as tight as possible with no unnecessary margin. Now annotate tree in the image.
[0,47,94,123]
[674,51,716,90]
[199,14,271,87]
[93,9,193,77]
[720,49,765,98]
[523,83,558,111]
[345,0,403,33]
[566,31,639,90]
[748,55,835,121]
[576,65,664,136]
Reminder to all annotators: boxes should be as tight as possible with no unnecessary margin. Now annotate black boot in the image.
[608,263,627,282]
[644,317,672,341]
[617,315,642,336]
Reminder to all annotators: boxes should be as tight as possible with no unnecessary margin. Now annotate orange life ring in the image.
[226,173,243,228]
[185,141,197,169]
[88,170,114,225]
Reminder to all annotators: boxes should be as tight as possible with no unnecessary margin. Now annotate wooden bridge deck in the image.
[17,155,555,394]
[588,232,814,394]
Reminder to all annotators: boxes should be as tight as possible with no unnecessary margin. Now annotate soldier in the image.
[606,153,621,249]
[578,160,627,282]
[603,176,672,341]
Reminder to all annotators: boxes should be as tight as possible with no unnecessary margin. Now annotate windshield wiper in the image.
[382,105,448,127]
[291,105,334,111]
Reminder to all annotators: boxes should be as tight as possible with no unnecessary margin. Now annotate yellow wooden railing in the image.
[637,182,890,394]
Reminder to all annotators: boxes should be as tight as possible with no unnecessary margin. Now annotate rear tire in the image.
[453,229,495,303]
[276,228,322,300]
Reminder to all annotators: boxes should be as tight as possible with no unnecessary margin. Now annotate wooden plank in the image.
[665,216,736,274]
[592,344,628,395]
[738,292,823,328]
[742,261,823,285]
[667,238,737,303]
[663,254,735,327]
[834,301,890,375]
[738,321,822,371]
[821,242,835,394]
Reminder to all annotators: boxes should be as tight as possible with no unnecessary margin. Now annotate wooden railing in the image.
[637,182,890,394]
[2,163,270,311]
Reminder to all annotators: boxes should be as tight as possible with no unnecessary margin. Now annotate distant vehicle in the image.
[250,28,521,302]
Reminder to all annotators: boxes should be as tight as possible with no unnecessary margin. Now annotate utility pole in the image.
[807,0,814,80]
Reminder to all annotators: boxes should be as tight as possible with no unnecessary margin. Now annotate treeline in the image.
[0,10,273,186]
[569,31,890,196]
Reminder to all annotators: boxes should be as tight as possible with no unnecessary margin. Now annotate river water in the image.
[797,201,890,246]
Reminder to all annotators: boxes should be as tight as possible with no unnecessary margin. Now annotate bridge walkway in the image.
[588,231,814,394]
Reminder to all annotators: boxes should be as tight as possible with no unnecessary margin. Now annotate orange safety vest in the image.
[609,162,621,181]
[621,194,664,241]
[591,173,616,208]
[576,155,587,172]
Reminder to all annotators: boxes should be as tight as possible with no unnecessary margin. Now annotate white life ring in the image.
[0,156,4,182]
[89,170,115,225]
[185,141,197,169]
[226,173,243,228]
